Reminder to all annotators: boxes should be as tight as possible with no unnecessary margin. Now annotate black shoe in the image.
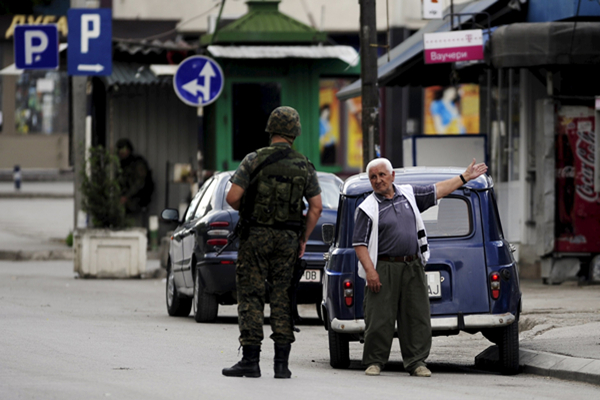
[274,343,292,379]
[222,345,261,377]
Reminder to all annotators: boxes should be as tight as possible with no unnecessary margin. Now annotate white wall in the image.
[112,0,472,33]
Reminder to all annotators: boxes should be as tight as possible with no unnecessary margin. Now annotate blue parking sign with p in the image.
[14,25,59,70]
[68,8,112,76]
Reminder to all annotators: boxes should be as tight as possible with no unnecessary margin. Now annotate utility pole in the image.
[359,0,380,170]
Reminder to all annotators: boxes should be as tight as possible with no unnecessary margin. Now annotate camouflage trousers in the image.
[236,226,299,346]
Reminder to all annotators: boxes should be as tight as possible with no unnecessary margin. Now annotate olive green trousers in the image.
[362,259,431,373]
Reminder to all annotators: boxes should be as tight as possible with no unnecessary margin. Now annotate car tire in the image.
[498,318,520,375]
[166,261,192,317]
[193,271,218,323]
[328,327,350,369]
[316,303,323,322]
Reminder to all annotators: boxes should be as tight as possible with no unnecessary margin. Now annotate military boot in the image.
[273,343,292,379]
[222,345,261,377]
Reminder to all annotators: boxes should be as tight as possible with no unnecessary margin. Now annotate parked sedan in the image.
[161,171,343,322]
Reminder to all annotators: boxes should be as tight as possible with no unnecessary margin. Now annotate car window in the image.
[421,197,471,237]
[185,178,214,222]
[194,177,218,219]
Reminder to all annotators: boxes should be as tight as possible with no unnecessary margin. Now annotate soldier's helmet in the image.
[265,106,301,138]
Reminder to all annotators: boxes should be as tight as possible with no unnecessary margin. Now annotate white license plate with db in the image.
[300,269,321,283]
[426,271,441,298]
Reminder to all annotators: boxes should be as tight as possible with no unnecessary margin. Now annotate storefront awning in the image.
[490,22,600,68]
[206,45,360,67]
[337,0,506,100]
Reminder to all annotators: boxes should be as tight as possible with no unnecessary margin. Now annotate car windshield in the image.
[318,178,341,210]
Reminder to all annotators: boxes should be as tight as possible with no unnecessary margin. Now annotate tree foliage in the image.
[80,145,128,229]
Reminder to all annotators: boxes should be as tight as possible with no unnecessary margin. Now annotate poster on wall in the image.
[318,79,363,169]
[423,84,479,135]
[346,96,363,169]
[555,105,600,253]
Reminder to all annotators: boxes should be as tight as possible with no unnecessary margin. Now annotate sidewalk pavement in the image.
[0,182,599,386]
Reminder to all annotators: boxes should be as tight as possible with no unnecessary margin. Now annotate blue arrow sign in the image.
[67,8,112,76]
[173,56,224,107]
[14,25,59,70]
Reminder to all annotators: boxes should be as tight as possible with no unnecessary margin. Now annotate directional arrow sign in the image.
[173,56,224,107]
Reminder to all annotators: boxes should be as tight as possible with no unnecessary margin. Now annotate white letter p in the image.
[81,14,100,54]
[24,30,48,65]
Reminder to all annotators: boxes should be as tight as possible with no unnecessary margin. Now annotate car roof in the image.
[218,170,342,182]
[341,166,493,197]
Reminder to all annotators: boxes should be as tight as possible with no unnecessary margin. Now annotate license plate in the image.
[426,271,441,298]
[300,269,321,283]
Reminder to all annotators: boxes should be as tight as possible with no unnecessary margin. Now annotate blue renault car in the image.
[320,167,521,375]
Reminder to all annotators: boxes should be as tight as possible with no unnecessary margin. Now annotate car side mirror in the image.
[161,208,179,223]
[322,223,335,245]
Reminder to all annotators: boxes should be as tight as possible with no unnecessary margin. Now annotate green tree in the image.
[80,146,128,229]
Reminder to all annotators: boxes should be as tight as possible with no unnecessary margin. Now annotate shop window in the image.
[319,78,363,170]
[232,82,280,161]
[15,70,68,135]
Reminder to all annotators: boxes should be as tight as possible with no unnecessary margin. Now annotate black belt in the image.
[378,254,418,262]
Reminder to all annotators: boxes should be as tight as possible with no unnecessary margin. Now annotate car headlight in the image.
[590,255,600,283]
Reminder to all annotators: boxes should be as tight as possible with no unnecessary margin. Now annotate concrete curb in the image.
[520,349,600,386]
[0,193,73,199]
[0,249,161,262]
[0,249,74,261]
[475,345,600,386]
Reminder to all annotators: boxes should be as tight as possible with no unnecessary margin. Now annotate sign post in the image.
[67,8,112,76]
[173,56,224,107]
[14,25,59,70]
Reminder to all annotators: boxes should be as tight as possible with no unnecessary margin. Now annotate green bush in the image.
[80,145,128,229]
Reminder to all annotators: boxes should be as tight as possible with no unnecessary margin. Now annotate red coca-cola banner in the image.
[555,106,600,253]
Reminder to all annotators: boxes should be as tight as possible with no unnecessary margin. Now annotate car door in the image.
[171,190,204,288]
[181,177,218,289]
[424,191,490,315]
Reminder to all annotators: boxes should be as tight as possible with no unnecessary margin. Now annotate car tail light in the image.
[343,279,354,307]
[207,239,228,246]
[208,221,230,236]
[490,272,501,300]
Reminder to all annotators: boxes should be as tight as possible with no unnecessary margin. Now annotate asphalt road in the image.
[1,260,599,400]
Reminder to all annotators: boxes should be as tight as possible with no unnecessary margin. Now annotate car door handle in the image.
[182,229,196,238]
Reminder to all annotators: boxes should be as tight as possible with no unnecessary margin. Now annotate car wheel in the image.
[193,271,218,323]
[328,327,350,369]
[316,303,323,322]
[166,261,192,317]
[498,318,520,375]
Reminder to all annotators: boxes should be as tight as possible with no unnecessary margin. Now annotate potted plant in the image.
[73,145,147,278]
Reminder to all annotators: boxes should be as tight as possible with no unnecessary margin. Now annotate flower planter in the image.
[74,228,147,278]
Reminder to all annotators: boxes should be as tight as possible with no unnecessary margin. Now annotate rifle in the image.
[289,258,307,332]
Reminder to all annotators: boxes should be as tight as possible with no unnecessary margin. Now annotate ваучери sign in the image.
[424,29,484,64]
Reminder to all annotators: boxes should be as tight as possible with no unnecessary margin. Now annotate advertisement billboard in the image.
[423,84,480,135]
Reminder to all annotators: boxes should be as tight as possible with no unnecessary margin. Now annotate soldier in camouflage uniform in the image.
[116,138,153,227]
[222,106,322,379]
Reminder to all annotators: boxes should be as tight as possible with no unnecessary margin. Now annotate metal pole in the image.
[71,0,98,230]
[359,0,380,170]
[450,0,454,30]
